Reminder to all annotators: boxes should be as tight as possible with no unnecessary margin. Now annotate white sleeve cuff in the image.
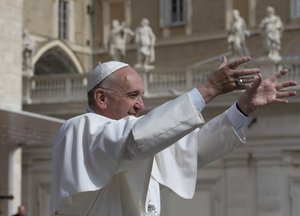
[188,88,205,113]
[225,102,248,131]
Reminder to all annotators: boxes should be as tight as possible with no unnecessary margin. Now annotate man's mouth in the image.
[128,113,138,117]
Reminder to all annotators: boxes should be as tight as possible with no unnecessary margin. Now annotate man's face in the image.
[103,67,145,120]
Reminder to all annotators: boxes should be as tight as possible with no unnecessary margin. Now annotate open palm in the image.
[237,69,297,115]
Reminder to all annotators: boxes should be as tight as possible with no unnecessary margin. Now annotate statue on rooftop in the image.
[109,19,134,61]
[135,18,156,70]
[259,6,284,62]
[227,9,250,57]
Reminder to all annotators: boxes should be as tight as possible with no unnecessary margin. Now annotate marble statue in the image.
[259,6,284,62]
[135,18,156,70]
[22,29,35,71]
[109,19,134,61]
[227,9,250,57]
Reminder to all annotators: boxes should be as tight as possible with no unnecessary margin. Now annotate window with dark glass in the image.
[160,0,186,27]
[58,0,69,39]
[291,0,300,18]
[171,0,184,24]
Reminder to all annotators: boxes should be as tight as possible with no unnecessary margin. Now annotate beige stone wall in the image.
[75,1,274,68]
[23,0,54,37]
[93,0,300,69]
[92,0,103,50]
[192,0,226,34]
[0,0,23,111]
[21,0,300,73]
[283,29,300,56]
[233,0,248,22]
[0,1,23,216]
[74,1,86,46]
[256,1,290,25]
[23,0,88,46]
[23,0,92,72]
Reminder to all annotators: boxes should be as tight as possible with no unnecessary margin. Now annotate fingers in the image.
[269,69,288,82]
[271,93,296,104]
[218,56,227,69]
[239,76,257,84]
[276,91,297,98]
[227,56,251,69]
[279,68,288,75]
[275,80,298,90]
[271,98,289,104]
[236,74,262,90]
[233,70,260,90]
[234,68,260,77]
[273,79,297,104]
[251,73,262,89]
[235,76,257,89]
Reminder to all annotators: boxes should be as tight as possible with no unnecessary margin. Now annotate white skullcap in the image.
[87,61,129,93]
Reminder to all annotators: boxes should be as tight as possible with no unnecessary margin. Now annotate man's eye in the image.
[127,92,140,98]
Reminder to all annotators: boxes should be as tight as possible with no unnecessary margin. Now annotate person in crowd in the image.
[12,205,27,216]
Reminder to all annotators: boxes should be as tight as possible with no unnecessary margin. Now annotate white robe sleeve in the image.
[50,93,204,215]
[152,133,198,199]
[151,104,248,200]
[197,106,247,167]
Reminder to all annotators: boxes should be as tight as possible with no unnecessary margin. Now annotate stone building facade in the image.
[0,1,23,215]
[0,0,299,215]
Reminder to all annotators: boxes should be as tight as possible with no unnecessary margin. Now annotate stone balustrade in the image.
[22,73,88,104]
[22,61,300,105]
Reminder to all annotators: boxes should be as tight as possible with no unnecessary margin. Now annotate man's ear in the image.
[93,88,107,110]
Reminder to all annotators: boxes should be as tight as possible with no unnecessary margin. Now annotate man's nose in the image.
[134,98,145,112]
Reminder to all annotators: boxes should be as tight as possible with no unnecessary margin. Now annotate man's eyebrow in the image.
[127,90,142,94]
[126,90,144,96]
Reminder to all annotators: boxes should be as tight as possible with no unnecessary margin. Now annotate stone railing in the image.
[281,60,300,82]
[22,68,210,104]
[22,60,300,105]
[141,67,212,97]
[22,73,88,104]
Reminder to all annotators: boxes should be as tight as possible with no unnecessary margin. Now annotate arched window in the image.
[34,47,78,75]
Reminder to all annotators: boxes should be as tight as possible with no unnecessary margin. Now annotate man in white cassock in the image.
[50,56,297,216]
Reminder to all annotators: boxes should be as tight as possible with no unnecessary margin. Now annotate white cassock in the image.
[50,89,247,216]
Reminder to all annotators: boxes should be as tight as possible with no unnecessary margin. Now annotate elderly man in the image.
[50,56,296,216]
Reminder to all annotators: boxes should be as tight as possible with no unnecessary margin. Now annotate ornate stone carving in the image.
[22,29,35,72]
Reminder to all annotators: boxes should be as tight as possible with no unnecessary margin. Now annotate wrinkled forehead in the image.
[112,67,144,90]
